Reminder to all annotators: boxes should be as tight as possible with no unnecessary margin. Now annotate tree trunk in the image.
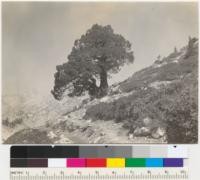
[99,67,108,97]
[88,78,98,98]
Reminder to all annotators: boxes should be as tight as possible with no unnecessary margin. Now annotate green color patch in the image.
[125,158,146,167]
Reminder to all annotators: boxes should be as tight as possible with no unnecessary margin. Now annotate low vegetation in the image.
[84,37,198,143]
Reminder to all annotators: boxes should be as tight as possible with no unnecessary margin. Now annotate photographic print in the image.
[2,2,198,144]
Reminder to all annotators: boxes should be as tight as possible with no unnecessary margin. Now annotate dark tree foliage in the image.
[52,24,134,100]
[184,36,198,59]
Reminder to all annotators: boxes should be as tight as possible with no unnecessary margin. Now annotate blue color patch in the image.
[145,158,163,167]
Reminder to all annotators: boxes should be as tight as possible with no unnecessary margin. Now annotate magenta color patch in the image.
[67,158,86,167]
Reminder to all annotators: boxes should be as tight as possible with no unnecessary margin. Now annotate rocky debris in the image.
[129,116,167,140]
[131,126,166,140]
[54,134,72,144]
[48,105,163,144]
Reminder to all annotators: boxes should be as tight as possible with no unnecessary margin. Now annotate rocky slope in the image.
[3,38,198,144]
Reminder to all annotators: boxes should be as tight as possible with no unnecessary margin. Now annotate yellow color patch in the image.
[106,158,125,168]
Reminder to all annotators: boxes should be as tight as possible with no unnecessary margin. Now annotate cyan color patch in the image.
[145,158,163,167]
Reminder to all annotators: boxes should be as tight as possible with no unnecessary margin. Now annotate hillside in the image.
[84,37,198,144]
[3,37,198,144]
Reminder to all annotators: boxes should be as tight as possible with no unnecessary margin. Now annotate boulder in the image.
[133,127,151,136]
[109,85,122,95]
[151,127,166,139]
[128,133,134,140]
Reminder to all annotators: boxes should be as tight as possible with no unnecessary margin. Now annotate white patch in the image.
[55,134,72,143]
[149,81,171,89]
[172,60,179,63]
[170,57,180,63]
[168,146,188,158]
[152,61,168,68]
[143,117,153,126]
[100,96,110,102]
[111,85,121,93]
[128,133,134,140]
[47,131,57,139]
[48,159,66,167]
[93,136,102,143]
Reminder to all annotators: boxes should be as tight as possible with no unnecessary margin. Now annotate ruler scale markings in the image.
[11,175,189,180]
[10,168,188,180]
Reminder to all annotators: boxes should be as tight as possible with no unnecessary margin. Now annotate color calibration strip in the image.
[11,158,185,168]
[11,146,188,158]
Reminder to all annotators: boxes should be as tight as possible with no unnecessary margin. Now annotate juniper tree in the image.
[52,24,134,100]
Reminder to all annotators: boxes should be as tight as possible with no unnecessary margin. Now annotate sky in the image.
[2,2,198,96]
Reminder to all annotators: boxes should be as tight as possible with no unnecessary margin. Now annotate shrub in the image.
[85,76,198,143]
[2,117,23,128]
[163,87,198,143]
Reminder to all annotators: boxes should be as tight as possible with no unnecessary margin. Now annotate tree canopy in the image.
[52,24,134,100]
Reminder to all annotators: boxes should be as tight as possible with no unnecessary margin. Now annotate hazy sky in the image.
[2,2,198,96]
